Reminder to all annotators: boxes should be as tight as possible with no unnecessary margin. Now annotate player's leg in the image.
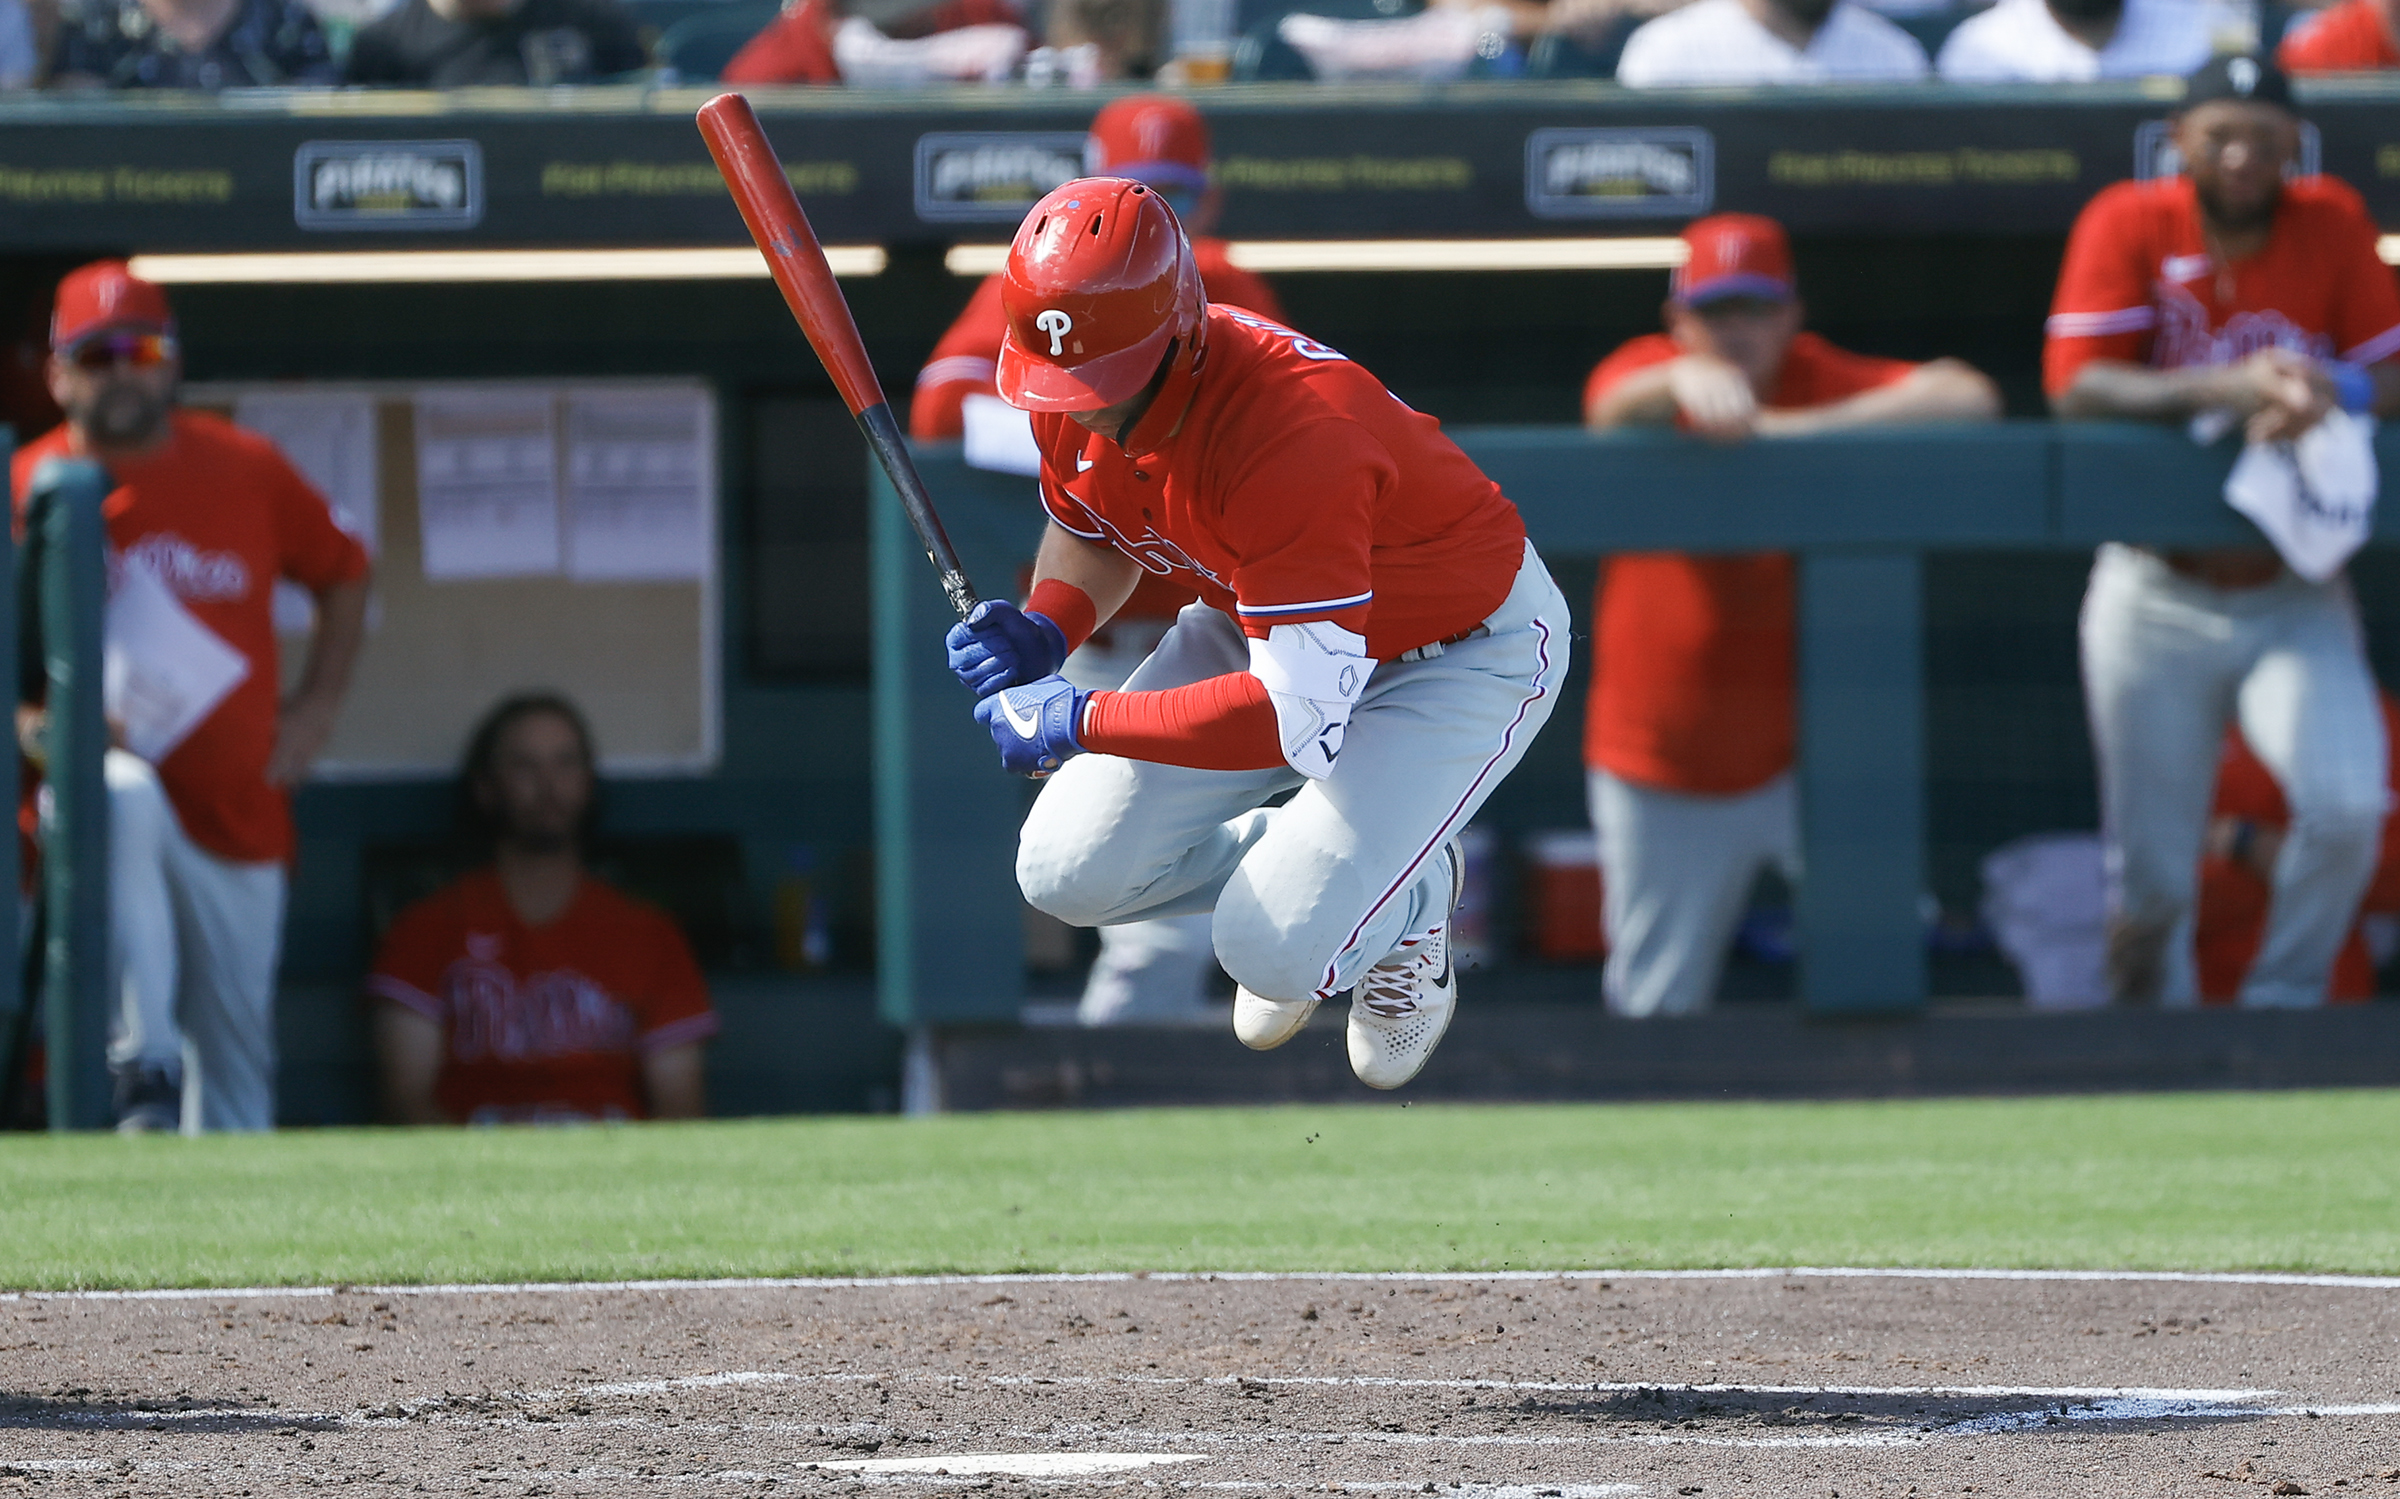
[2233,582,2385,1008]
[1212,547,1570,1083]
[162,828,286,1134]
[101,750,184,1131]
[1593,769,1785,1019]
[1016,602,1301,929]
[1061,617,1221,1026]
[2079,545,2244,1004]
[1077,914,1218,1024]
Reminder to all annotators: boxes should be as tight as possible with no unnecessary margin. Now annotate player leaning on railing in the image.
[2046,54,2400,1008]
[942,177,1570,1090]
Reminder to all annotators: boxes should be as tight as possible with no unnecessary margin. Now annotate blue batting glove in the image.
[974,674,1088,777]
[945,599,1069,698]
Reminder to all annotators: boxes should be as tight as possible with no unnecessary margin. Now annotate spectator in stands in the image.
[368,694,716,1125]
[2278,0,2397,71]
[1937,0,2211,80]
[0,0,36,86]
[917,95,1283,1026]
[45,0,332,86]
[345,0,643,85]
[1030,0,1158,79]
[1615,0,1927,85]
[720,0,1024,85]
[2048,56,2400,1006]
[12,261,370,1131]
[2196,689,2400,1002]
[1582,213,1998,1017]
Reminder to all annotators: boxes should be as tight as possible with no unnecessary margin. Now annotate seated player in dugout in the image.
[1583,212,1999,1019]
[917,95,1288,1027]
[2197,688,2400,1004]
[944,178,1569,1090]
[367,695,717,1125]
[2047,55,2400,1007]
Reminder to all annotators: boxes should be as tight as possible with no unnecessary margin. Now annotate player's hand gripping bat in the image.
[697,92,981,621]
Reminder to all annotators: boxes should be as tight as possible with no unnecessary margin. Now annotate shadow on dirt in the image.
[0,1393,338,1433]
[1510,1385,2270,1436]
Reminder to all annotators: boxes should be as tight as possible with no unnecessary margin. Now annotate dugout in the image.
[7,79,2400,1119]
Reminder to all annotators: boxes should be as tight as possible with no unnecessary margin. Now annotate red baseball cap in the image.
[1671,213,1795,307]
[1086,95,1210,197]
[51,260,175,352]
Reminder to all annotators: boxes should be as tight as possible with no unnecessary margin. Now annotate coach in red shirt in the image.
[368,695,715,1126]
[1582,213,1998,1018]
[2047,55,2400,1007]
[13,262,371,1133]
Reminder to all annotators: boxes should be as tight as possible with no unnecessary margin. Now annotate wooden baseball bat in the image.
[697,91,981,621]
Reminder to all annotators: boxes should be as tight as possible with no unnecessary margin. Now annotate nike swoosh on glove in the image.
[946,599,1069,698]
[974,674,1088,777]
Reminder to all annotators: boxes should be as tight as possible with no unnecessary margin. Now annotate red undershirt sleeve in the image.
[1080,672,1285,771]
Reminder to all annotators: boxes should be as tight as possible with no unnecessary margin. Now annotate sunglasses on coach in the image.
[67,331,178,371]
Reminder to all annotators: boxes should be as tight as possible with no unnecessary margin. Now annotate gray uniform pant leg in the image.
[1060,620,1221,1025]
[102,749,286,1132]
[1019,543,1571,1004]
[1591,768,1798,1019]
[2080,543,2383,1007]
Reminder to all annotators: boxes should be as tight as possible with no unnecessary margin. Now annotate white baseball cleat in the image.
[1346,839,1464,1090]
[1232,988,1319,1050]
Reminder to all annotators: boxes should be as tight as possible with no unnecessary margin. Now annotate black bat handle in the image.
[857,402,980,622]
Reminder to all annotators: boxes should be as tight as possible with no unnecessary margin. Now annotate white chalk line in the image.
[814,1452,1203,1476]
[10,1264,2400,1303]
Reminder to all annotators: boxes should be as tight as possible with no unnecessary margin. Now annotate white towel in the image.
[2220,408,2379,583]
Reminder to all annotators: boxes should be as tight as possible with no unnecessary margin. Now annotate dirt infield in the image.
[4,1271,2398,1496]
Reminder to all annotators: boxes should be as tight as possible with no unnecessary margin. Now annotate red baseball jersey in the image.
[2277,0,2400,73]
[2195,692,2400,1003]
[12,411,370,864]
[911,241,1288,442]
[368,869,718,1124]
[1582,332,1918,795]
[2044,174,2400,396]
[1029,304,1526,662]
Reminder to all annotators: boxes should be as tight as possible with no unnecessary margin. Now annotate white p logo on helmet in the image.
[1036,309,1074,357]
[2229,56,2259,94]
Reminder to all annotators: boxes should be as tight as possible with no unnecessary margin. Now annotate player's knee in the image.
[1015,839,1122,928]
[1210,885,1329,1002]
[2284,781,2387,847]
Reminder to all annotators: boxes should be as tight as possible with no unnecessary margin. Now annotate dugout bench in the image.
[871,422,2400,1034]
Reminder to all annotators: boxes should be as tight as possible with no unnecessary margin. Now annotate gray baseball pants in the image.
[1018,543,1570,1003]
[2081,543,2386,1007]
[104,750,286,1132]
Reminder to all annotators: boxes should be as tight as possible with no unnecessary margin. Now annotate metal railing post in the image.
[29,458,110,1131]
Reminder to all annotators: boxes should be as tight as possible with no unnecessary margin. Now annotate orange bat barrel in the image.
[698,91,980,619]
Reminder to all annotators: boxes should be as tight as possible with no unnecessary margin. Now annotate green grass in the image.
[1,1092,2395,1290]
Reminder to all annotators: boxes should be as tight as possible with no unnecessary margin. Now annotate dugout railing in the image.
[871,422,2400,1029]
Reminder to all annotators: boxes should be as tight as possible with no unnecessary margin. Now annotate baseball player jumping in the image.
[944,177,1568,1088]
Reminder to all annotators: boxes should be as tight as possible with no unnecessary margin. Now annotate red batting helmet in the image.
[996,176,1207,451]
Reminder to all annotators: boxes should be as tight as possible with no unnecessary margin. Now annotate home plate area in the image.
[5,1272,2399,1496]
